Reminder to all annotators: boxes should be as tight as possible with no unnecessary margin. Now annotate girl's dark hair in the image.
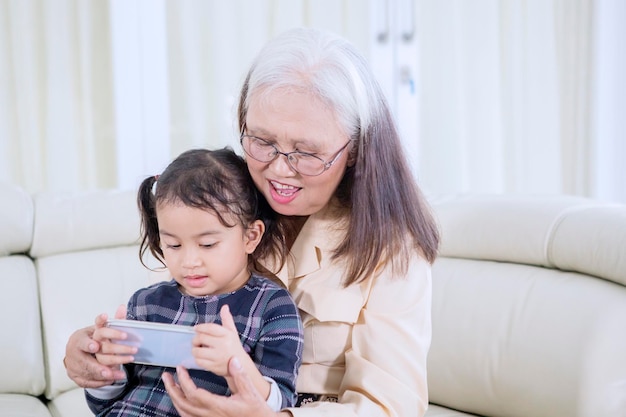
[137,148,287,273]
[238,28,439,286]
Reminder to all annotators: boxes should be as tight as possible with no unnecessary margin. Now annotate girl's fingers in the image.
[219,304,237,332]
[114,304,127,319]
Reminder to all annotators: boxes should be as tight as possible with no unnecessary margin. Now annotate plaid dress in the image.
[85,274,303,416]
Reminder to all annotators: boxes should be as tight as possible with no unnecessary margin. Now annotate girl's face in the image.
[157,202,263,297]
[244,88,351,217]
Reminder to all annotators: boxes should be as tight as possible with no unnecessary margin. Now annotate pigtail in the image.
[137,175,165,269]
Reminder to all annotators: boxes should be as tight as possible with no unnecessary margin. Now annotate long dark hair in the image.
[137,148,287,273]
[238,28,439,286]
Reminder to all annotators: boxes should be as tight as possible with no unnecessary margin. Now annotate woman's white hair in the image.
[240,27,389,143]
[237,27,440,283]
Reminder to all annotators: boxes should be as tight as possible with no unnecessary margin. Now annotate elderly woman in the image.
[64,27,439,417]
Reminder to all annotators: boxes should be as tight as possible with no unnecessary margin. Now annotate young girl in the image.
[85,148,303,416]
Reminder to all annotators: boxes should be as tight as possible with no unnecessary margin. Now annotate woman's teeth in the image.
[271,181,299,196]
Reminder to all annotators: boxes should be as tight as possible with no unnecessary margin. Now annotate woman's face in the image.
[244,88,351,217]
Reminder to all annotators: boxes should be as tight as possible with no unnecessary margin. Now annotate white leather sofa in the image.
[2,181,625,417]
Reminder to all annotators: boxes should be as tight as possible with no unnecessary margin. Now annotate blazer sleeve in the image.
[287,254,433,417]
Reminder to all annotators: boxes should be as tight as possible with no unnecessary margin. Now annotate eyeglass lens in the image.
[242,135,327,176]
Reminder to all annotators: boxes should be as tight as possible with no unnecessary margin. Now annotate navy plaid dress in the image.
[86,274,303,416]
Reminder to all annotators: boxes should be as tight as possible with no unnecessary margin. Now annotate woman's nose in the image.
[268,153,297,176]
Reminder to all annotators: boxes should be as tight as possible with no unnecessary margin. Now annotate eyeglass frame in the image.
[240,134,352,176]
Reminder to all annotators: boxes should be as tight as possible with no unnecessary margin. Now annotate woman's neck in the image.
[282,215,308,250]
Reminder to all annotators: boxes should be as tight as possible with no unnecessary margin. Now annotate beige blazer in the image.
[274,206,432,417]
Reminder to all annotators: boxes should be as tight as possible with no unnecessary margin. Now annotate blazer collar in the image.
[275,202,349,286]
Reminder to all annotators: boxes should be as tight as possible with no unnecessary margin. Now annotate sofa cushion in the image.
[0,255,45,396]
[432,194,594,266]
[29,189,140,258]
[425,404,480,416]
[38,245,169,399]
[428,257,626,417]
[549,205,626,286]
[29,189,169,400]
[0,182,33,255]
[46,388,91,417]
[0,394,52,417]
[431,193,625,284]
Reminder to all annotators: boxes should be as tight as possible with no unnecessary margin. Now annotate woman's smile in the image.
[269,180,301,204]
[245,88,350,217]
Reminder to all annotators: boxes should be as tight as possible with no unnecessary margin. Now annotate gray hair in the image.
[238,27,389,144]
[237,27,440,284]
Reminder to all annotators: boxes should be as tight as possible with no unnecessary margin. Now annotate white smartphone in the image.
[107,319,202,370]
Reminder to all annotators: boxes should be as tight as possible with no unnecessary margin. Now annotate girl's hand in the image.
[162,358,283,417]
[91,305,137,368]
[192,304,246,377]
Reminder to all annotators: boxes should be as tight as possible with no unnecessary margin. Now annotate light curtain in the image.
[0,0,116,193]
[0,0,367,193]
[1,0,623,203]
[591,0,626,203]
[414,0,617,200]
[165,0,369,155]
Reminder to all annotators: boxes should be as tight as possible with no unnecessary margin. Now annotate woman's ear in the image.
[346,142,358,167]
[244,219,265,254]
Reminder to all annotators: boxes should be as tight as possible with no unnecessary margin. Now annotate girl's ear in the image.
[244,219,265,254]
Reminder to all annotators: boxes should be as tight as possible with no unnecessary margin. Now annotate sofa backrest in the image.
[428,194,626,417]
[5,180,625,417]
[29,189,169,400]
[0,182,45,397]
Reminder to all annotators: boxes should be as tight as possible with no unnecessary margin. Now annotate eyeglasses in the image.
[240,134,352,176]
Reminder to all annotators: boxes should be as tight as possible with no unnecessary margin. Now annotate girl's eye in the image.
[165,244,180,250]
[201,243,216,248]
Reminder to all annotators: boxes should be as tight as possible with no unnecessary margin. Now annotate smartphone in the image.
[107,319,202,369]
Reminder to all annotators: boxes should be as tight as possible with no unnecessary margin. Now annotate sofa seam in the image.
[543,204,602,269]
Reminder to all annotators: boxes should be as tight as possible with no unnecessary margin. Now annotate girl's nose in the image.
[181,247,202,268]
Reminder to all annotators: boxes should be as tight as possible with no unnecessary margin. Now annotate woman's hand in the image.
[162,357,287,417]
[64,304,133,387]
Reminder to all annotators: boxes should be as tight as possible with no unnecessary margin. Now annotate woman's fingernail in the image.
[88,343,97,352]
[231,357,242,370]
